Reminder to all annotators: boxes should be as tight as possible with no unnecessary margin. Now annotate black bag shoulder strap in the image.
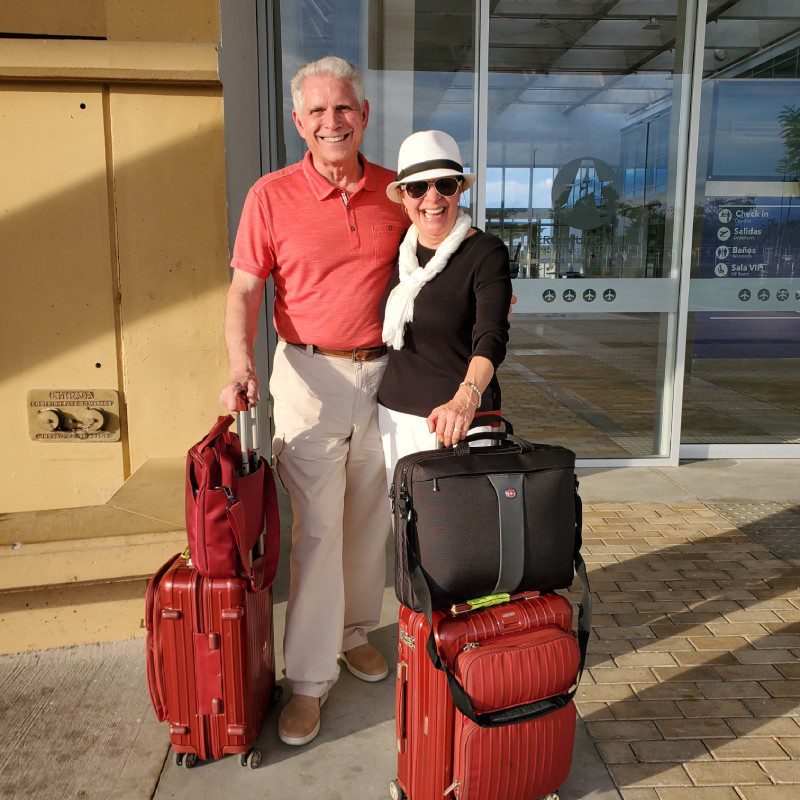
[402,482,591,729]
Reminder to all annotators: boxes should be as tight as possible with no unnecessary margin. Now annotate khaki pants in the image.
[270,341,391,698]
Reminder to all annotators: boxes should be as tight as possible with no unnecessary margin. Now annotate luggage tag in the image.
[449,592,510,615]
[449,590,541,616]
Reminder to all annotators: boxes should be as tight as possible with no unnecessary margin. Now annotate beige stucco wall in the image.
[0,1,230,513]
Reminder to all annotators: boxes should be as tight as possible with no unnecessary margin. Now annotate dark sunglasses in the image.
[401,176,463,199]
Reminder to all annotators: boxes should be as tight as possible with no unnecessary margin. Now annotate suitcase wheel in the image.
[388,780,407,800]
[239,749,262,769]
[543,794,559,800]
[173,751,197,769]
[271,685,284,706]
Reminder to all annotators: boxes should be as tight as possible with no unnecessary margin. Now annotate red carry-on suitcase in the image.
[392,590,589,800]
[148,558,280,768]
[146,401,282,768]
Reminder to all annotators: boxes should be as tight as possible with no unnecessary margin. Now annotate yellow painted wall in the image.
[105,0,220,43]
[0,0,219,42]
[0,1,228,513]
[0,84,126,511]
[109,88,230,473]
[0,1,106,37]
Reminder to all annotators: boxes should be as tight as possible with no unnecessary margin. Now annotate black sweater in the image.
[377,229,512,417]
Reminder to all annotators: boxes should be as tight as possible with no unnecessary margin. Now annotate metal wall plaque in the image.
[27,389,121,442]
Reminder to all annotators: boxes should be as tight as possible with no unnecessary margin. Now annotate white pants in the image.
[377,404,493,494]
[271,342,391,698]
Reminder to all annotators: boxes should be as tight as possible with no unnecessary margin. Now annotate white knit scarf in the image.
[382,211,473,350]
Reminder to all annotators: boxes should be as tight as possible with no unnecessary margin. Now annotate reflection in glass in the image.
[488,1,692,457]
[486,1,688,282]
[682,5,800,446]
[500,313,670,457]
[276,1,476,182]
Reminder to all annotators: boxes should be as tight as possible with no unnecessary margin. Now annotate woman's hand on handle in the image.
[427,389,478,448]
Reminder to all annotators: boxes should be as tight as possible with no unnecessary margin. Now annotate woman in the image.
[378,130,512,487]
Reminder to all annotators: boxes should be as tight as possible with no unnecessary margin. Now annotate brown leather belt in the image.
[286,342,388,361]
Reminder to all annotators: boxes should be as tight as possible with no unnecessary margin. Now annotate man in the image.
[220,56,407,746]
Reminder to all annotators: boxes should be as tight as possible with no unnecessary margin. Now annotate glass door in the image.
[681,1,800,457]
[478,1,698,460]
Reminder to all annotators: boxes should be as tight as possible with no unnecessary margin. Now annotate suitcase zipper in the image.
[197,571,220,760]
[192,571,211,760]
[443,779,460,797]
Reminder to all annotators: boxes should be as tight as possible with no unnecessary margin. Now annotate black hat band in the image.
[395,158,464,182]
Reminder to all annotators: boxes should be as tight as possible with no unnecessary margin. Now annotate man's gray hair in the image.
[290,56,365,114]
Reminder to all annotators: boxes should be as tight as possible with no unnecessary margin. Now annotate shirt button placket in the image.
[342,191,359,249]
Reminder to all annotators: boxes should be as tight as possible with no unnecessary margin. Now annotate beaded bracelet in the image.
[459,381,482,406]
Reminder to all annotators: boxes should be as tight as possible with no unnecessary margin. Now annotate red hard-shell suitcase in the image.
[393,593,580,800]
[148,559,281,768]
[146,399,281,769]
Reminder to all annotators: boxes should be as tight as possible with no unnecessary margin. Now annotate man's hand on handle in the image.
[219,371,259,412]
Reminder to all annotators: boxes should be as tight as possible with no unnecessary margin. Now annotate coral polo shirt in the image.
[231,151,408,350]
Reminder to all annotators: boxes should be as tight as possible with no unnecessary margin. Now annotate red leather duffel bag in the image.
[185,406,279,590]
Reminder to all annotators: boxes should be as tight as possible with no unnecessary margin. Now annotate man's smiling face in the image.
[292,74,369,169]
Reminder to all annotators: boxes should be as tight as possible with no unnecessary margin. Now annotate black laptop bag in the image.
[391,416,588,612]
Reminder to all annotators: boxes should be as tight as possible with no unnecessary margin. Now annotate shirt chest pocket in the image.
[372,223,402,269]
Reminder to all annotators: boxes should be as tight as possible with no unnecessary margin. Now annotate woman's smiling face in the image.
[400,179,464,248]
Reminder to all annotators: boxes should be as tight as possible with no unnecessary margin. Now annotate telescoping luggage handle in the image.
[225,393,273,589]
[235,393,260,477]
[404,482,592,729]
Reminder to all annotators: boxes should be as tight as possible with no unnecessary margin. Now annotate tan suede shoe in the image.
[278,692,328,747]
[340,643,389,682]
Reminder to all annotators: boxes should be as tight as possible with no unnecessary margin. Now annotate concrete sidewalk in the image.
[1,460,798,800]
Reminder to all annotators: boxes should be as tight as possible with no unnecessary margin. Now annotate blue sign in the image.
[700,199,800,279]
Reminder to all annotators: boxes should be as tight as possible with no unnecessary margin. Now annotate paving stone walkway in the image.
[575,502,800,800]
[708,502,800,563]
[4,496,800,800]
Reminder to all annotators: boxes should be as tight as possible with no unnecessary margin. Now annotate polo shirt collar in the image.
[302,150,377,200]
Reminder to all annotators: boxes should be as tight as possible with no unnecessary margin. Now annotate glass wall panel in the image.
[682,2,800,445]
[501,312,672,457]
[488,1,694,457]
[275,1,476,186]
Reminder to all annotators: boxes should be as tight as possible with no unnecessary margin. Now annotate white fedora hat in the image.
[386,130,476,203]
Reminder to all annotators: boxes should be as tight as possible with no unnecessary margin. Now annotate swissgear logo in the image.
[504,489,517,499]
